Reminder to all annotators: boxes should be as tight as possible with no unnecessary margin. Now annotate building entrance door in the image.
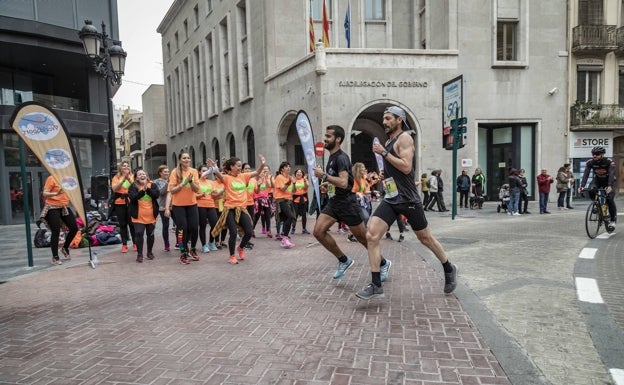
[6,168,49,225]
[486,144,512,201]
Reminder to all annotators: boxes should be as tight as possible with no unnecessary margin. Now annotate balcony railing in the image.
[570,103,624,127]
[616,26,624,54]
[572,25,617,53]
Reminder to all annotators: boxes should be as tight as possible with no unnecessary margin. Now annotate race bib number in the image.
[384,177,398,198]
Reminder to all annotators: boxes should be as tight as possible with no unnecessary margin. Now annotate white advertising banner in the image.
[569,131,613,158]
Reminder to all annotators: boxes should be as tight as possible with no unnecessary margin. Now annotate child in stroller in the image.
[497,184,510,213]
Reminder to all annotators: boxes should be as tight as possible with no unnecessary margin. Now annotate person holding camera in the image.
[168,151,200,264]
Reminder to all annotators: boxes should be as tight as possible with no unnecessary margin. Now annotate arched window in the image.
[245,127,255,167]
[213,139,221,167]
[189,146,196,167]
[228,134,236,157]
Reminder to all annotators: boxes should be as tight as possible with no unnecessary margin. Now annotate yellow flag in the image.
[10,102,86,220]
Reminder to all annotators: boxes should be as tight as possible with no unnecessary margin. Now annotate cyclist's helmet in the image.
[591,146,606,154]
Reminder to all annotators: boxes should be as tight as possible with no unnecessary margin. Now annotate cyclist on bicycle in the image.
[578,145,617,231]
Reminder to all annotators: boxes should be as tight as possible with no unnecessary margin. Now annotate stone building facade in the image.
[158,0,574,201]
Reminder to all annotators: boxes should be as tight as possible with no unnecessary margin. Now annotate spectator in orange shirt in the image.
[291,168,310,235]
[273,161,297,248]
[111,160,135,253]
[128,169,160,263]
[253,165,273,238]
[195,164,221,253]
[206,155,266,264]
[168,151,200,264]
[40,176,79,265]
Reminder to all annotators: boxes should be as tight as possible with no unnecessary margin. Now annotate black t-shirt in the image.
[326,149,354,198]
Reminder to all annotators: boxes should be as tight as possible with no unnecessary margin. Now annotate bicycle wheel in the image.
[585,201,602,239]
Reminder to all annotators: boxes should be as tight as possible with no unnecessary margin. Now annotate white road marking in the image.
[578,248,597,259]
[610,368,624,385]
[575,277,604,304]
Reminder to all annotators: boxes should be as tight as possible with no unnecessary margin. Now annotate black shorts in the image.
[321,194,364,227]
[372,200,428,231]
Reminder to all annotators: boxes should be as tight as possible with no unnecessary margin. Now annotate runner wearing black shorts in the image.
[355,106,458,300]
[312,125,391,281]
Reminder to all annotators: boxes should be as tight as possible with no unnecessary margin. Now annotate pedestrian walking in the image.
[356,106,457,299]
[273,162,296,248]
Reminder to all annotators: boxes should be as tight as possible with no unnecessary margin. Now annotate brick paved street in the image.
[1,197,623,385]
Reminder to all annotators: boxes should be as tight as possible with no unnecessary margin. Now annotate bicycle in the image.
[582,187,613,239]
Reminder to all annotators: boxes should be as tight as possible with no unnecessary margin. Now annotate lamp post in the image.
[79,20,127,178]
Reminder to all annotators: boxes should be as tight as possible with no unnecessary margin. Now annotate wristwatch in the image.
[381,150,389,157]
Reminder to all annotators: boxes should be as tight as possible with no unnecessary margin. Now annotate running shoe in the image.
[189,248,200,261]
[208,242,218,251]
[132,244,138,251]
[385,232,393,240]
[136,254,143,263]
[290,228,296,235]
[275,233,283,240]
[51,256,62,265]
[380,259,392,282]
[397,234,404,242]
[607,221,616,233]
[146,252,155,260]
[121,244,128,253]
[229,255,238,265]
[280,236,294,248]
[302,229,311,234]
[164,245,170,252]
[261,227,266,234]
[333,257,354,279]
[444,264,458,294]
[180,254,190,264]
[237,247,246,261]
[202,244,210,253]
[266,231,273,238]
[61,247,71,260]
[355,283,384,299]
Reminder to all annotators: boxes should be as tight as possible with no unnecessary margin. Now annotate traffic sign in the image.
[315,141,325,156]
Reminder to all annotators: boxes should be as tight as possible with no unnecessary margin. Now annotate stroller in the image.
[496,184,510,213]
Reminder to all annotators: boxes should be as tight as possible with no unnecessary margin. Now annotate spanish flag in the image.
[309,14,316,52]
[322,0,330,47]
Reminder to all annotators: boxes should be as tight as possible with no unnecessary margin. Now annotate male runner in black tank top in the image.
[355,106,458,299]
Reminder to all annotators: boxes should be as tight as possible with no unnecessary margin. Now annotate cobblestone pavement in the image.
[0,197,622,385]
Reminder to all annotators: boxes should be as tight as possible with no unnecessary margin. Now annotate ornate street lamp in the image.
[79,20,127,177]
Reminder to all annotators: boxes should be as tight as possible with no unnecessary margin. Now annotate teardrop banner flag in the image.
[295,110,321,212]
[10,102,87,222]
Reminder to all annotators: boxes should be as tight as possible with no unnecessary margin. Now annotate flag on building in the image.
[322,0,330,47]
[344,0,351,48]
[309,13,316,52]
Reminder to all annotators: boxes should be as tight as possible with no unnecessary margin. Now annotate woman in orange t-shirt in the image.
[168,151,200,264]
[253,165,273,237]
[291,168,310,235]
[128,169,159,263]
[207,155,265,265]
[195,164,220,253]
[242,163,257,239]
[40,175,79,265]
[110,159,135,253]
[273,161,296,248]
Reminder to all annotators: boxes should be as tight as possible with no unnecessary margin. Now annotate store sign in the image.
[569,132,613,157]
